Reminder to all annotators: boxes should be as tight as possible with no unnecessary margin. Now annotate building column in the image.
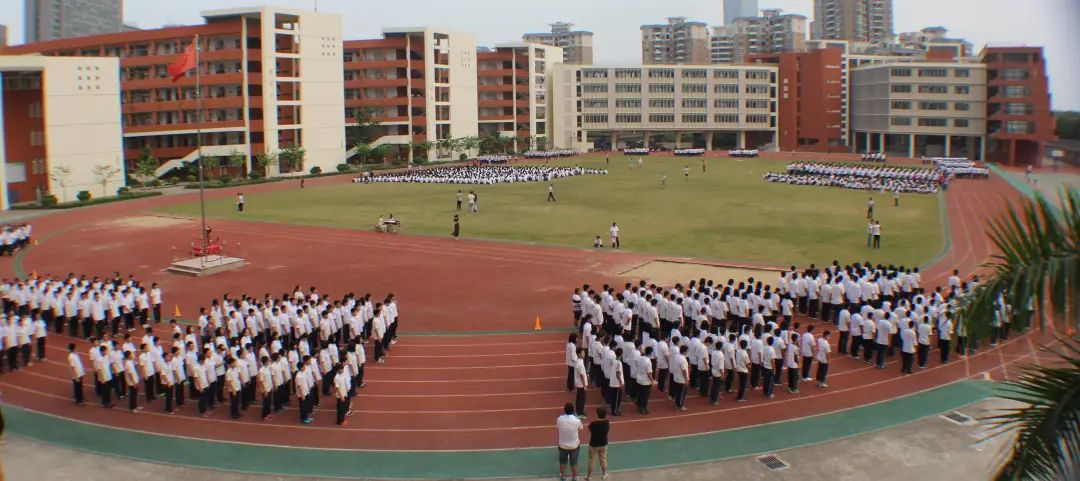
[978,136,986,162]
[1008,139,1017,166]
[611,131,619,150]
[643,131,651,149]
[705,132,713,151]
[909,134,916,158]
[878,133,886,153]
[863,131,871,152]
[674,131,682,149]
[737,131,746,149]
[944,135,952,158]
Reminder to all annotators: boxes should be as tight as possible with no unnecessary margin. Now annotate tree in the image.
[436,137,454,159]
[411,140,433,163]
[352,141,373,165]
[345,107,382,146]
[1054,111,1080,141]
[279,145,306,173]
[959,188,1079,480]
[91,164,122,198]
[253,151,278,177]
[49,165,73,201]
[455,136,479,159]
[227,149,247,177]
[371,144,393,166]
[201,156,221,178]
[132,147,159,183]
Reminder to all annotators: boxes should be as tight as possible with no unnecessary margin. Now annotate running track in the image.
[0,161,1046,451]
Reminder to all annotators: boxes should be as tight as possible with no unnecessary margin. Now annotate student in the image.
[761,336,775,399]
[875,315,891,369]
[150,283,162,323]
[547,183,557,202]
[609,223,620,249]
[160,352,177,414]
[93,346,113,408]
[900,321,916,374]
[671,345,689,410]
[123,351,140,412]
[683,165,690,180]
[815,331,831,388]
[556,403,584,481]
[593,236,603,249]
[872,221,882,249]
[784,334,800,393]
[451,215,460,241]
[566,333,579,392]
[867,197,875,218]
[455,190,463,211]
[661,174,667,186]
[734,339,750,402]
[800,326,815,381]
[635,346,654,414]
[192,354,210,416]
[67,343,85,406]
[334,362,350,425]
[33,314,47,361]
[916,317,932,369]
[708,340,725,405]
[607,348,624,416]
[226,358,243,419]
[585,408,610,481]
[866,220,875,248]
[467,191,478,214]
[573,348,589,417]
[236,193,245,212]
[939,316,953,363]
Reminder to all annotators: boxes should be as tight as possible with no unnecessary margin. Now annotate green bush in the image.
[165,176,180,185]
[116,186,130,196]
[459,153,468,161]
[41,195,58,207]
[309,166,323,175]
[218,175,232,185]
[186,174,197,183]
[148,179,162,187]
[248,171,264,180]
[76,191,92,202]
[336,163,351,173]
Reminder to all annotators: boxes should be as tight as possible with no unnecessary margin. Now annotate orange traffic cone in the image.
[33,239,39,246]
[174,305,182,318]
[31,270,37,278]
[533,315,542,331]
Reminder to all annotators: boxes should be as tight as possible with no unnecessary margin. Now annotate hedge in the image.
[11,191,163,210]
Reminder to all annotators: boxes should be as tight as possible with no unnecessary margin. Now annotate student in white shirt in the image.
[93,345,113,408]
[938,317,953,364]
[708,340,725,405]
[799,325,816,381]
[899,321,917,374]
[33,315,47,361]
[67,343,86,405]
[258,356,274,420]
[815,331,831,388]
[784,334,801,393]
[734,340,750,402]
[874,316,891,369]
[572,349,589,417]
[609,222,620,249]
[566,333,579,392]
[671,345,690,410]
[122,351,141,412]
[916,317,932,368]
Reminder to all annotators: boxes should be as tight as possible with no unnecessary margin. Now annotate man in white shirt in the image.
[556,403,584,480]
[671,345,690,411]
[67,343,86,405]
[609,222,620,249]
[815,331,832,388]
[916,317,932,369]
[875,316,892,369]
[799,326,816,381]
[635,346,654,414]
[572,349,588,418]
[900,321,917,374]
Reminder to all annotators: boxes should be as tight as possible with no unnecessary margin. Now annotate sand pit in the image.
[107,215,194,229]
[619,260,783,287]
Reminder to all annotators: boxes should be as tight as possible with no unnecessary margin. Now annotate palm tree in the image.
[960,188,1079,481]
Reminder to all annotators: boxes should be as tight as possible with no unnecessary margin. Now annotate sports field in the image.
[156,155,946,267]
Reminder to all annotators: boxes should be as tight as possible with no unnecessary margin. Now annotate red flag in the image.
[167,42,196,82]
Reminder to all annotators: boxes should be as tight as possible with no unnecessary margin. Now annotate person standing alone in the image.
[237,193,245,212]
[867,197,875,218]
[557,403,584,481]
[547,184,557,202]
[451,215,460,241]
[586,408,610,481]
[455,190,463,211]
[609,223,620,249]
[872,221,882,249]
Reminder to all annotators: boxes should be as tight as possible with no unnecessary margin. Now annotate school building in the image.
[0,55,124,208]
[476,43,562,151]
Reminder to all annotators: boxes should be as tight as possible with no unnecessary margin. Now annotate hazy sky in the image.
[3,0,1078,109]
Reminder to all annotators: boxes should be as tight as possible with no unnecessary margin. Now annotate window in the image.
[891,100,911,109]
[917,118,947,127]
[583,99,608,109]
[917,84,948,94]
[682,98,707,108]
[647,69,674,79]
[649,113,675,123]
[714,84,739,94]
[745,99,770,109]
[582,84,608,93]
[890,117,912,126]
[581,69,608,79]
[714,113,738,123]
[745,70,769,80]
[954,68,970,78]
[745,114,770,124]
[745,84,769,95]
[681,83,706,93]
[1005,120,1031,133]
[615,98,641,108]
[648,84,675,93]
[1004,103,1031,115]
[582,114,608,123]
[1003,85,1030,97]
[29,131,44,146]
[954,85,971,95]
[954,119,969,128]
[614,69,641,78]
[919,101,948,111]
[1001,69,1028,80]
[682,69,707,78]
[918,68,948,77]
[649,98,675,108]
[615,114,641,123]
[28,103,43,118]
[954,102,970,111]
[890,67,912,77]
[713,69,739,79]
[682,113,707,123]
[714,99,738,109]
[890,84,912,93]
[615,83,642,93]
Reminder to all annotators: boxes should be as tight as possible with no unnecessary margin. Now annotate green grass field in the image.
[156,156,946,267]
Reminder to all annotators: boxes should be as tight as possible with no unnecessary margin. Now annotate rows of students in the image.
[565,261,1017,417]
[524,150,579,159]
[354,165,607,185]
[1,223,32,256]
[7,273,404,427]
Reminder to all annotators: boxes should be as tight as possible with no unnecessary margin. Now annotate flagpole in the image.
[194,34,208,267]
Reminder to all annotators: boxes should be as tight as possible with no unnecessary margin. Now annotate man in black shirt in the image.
[586,407,610,481]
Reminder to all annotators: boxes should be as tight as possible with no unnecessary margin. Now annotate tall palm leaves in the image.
[960,187,1079,481]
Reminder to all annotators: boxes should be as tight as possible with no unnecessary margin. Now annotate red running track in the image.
[0,170,1044,450]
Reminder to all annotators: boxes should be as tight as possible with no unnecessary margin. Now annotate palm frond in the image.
[984,335,1080,481]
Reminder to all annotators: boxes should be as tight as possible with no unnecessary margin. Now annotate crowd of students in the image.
[622,148,650,156]
[728,149,760,158]
[354,165,607,185]
[673,148,706,157]
[565,261,1017,417]
[861,152,888,163]
[524,150,579,159]
[763,162,942,194]
[10,272,403,427]
[1,223,32,257]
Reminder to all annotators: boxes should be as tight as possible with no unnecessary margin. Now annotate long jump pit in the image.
[617,259,784,286]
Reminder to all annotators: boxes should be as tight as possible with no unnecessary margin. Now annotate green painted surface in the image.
[4,380,996,479]
[156,156,945,268]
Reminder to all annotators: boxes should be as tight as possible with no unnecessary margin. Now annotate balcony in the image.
[352,77,409,88]
[124,119,245,135]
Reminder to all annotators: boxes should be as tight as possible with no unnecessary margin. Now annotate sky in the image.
[2,0,1078,109]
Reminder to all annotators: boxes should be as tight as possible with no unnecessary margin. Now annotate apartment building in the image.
[812,0,893,45]
[980,46,1056,166]
[851,62,987,159]
[476,43,561,151]
[752,47,846,152]
[898,26,973,59]
[343,27,477,162]
[25,0,124,43]
[550,64,778,152]
[0,55,124,208]
[716,9,807,64]
[522,22,593,65]
[640,17,710,65]
[2,7,346,177]
[723,0,759,26]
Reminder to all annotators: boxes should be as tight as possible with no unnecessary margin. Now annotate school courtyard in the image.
[0,151,1053,479]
